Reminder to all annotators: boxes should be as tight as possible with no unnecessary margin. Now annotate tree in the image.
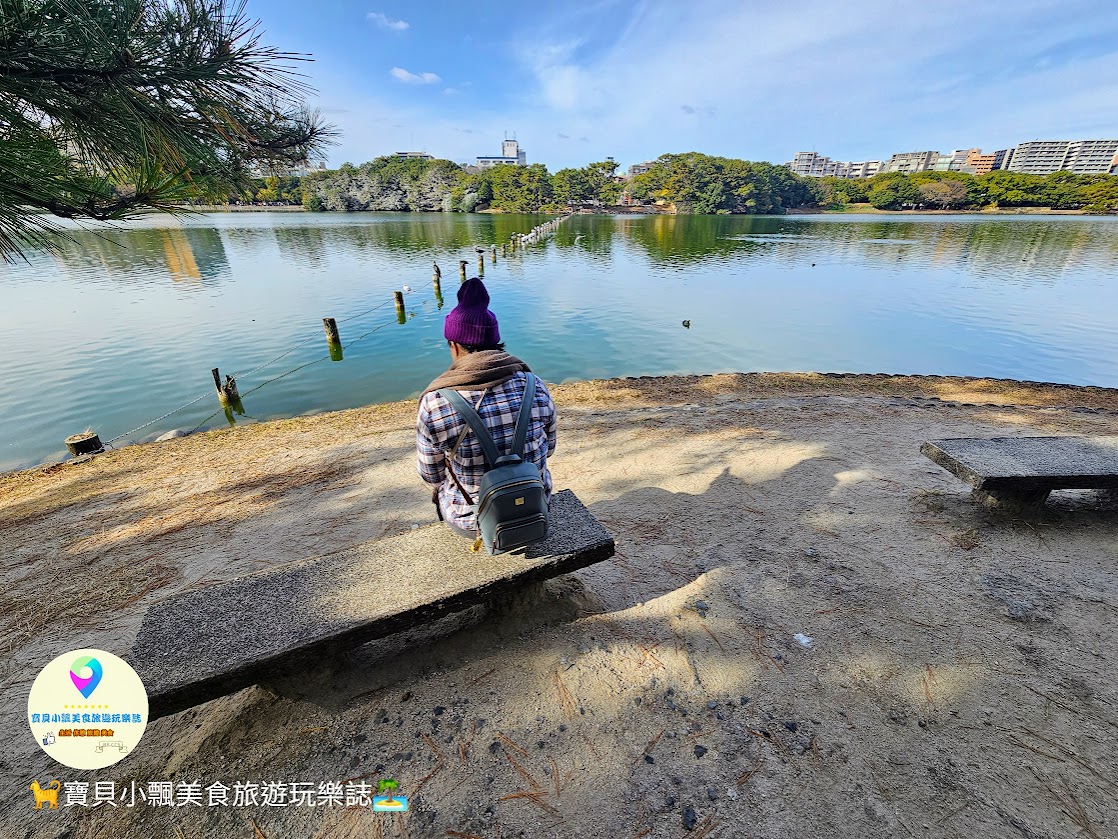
[816,176,868,207]
[1080,175,1118,213]
[0,0,335,258]
[866,172,921,210]
[552,167,590,206]
[376,779,399,805]
[978,171,1045,208]
[486,163,553,212]
[255,175,281,203]
[917,179,968,209]
[584,160,621,205]
[625,153,818,214]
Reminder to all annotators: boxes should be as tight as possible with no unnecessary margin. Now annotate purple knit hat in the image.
[444,277,500,346]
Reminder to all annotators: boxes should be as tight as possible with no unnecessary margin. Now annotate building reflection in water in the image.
[43,224,230,287]
[160,228,201,281]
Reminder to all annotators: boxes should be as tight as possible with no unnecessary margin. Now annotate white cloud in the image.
[390,67,442,85]
[367,12,409,31]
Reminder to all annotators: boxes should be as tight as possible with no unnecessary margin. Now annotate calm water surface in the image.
[2,212,1117,471]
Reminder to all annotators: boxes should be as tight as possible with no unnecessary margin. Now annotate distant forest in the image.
[237,153,1118,215]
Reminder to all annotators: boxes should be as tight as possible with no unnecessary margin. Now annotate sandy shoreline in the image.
[3,372,1117,838]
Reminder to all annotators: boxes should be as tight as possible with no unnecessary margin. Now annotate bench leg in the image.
[972,487,1051,513]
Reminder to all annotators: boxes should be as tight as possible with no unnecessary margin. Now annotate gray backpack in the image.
[438,373,549,554]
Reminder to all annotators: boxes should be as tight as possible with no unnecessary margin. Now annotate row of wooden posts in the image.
[230,218,577,400]
[66,221,576,454]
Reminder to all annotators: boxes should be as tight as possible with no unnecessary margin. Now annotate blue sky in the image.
[247,0,1118,170]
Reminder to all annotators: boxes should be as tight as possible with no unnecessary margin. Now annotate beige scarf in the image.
[421,350,531,397]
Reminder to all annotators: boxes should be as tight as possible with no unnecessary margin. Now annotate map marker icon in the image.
[70,656,103,699]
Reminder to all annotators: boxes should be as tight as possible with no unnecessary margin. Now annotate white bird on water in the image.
[402,284,413,293]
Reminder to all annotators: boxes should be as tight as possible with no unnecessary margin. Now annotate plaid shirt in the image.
[417,371,557,531]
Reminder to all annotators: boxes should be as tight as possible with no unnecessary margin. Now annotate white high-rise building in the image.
[880,151,939,174]
[477,136,527,169]
[785,152,881,178]
[786,152,835,177]
[1008,140,1118,175]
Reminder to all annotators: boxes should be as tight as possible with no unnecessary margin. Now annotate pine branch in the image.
[0,0,338,259]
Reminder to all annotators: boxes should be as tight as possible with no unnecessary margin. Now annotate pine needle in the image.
[505,752,541,790]
[498,789,558,815]
[496,732,529,757]
[422,733,446,764]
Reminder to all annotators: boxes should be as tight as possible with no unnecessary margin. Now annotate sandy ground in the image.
[2,372,1117,839]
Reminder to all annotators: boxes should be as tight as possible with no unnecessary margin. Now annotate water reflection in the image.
[273,224,328,268]
[29,214,1118,288]
[614,214,1117,281]
[25,225,230,286]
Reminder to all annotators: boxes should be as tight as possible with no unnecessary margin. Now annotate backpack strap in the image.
[438,387,502,467]
[509,373,536,459]
[443,389,488,508]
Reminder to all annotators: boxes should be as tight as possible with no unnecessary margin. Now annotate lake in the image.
[2,211,1117,471]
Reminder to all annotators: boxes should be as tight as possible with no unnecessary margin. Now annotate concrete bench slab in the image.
[921,436,1118,510]
[130,490,613,720]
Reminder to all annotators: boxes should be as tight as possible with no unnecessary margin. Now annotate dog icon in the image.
[30,780,61,810]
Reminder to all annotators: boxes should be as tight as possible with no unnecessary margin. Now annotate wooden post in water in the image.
[211,368,243,424]
[490,245,497,263]
[476,249,485,276]
[459,260,468,281]
[212,367,240,405]
[323,317,343,361]
[65,431,104,457]
[394,290,406,323]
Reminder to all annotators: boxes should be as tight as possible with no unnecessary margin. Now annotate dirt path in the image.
[2,373,1117,838]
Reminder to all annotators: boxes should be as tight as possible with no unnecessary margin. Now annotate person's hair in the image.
[450,340,505,353]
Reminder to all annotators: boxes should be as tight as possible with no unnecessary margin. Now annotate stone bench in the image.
[130,490,614,720]
[921,436,1118,510]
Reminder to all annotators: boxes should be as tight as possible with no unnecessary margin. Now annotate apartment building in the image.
[933,149,979,172]
[880,151,939,174]
[786,152,837,177]
[1008,140,1118,175]
[785,152,881,178]
[965,150,997,175]
[628,161,656,177]
[1064,140,1118,173]
[991,148,1015,171]
[846,160,882,178]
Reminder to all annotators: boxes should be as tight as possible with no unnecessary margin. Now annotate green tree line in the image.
[816,169,1118,213]
[235,153,1118,215]
[260,153,825,214]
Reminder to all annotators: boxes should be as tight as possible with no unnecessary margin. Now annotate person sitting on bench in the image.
[416,277,558,540]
